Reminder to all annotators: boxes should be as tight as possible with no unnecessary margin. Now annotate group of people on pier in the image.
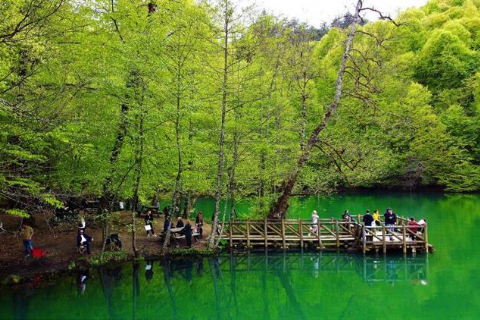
[310,208,427,237]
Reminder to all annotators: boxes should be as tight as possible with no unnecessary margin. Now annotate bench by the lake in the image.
[221,216,434,254]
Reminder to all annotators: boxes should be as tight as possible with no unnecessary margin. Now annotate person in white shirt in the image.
[311,210,319,235]
[417,218,427,233]
[77,229,93,254]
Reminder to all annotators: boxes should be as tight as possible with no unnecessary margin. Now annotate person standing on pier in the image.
[311,210,319,235]
[384,208,397,241]
[363,210,374,227]
[373,210,381,226]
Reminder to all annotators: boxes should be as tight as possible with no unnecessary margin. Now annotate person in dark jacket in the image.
[384,208,397,226]
[384,208,397,241]
[185,219,193,248]
[77,229,93,254]
[163,219,171,232]
[363,210,374,227]
[342,210,352,221]
[144,210,156,237]
[176,217,185,228]
[195,212,204,238]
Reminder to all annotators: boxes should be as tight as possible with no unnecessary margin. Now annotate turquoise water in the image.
[2,193,480,319]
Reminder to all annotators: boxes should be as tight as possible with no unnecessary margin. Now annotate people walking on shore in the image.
[145,210,156,237]
[77,229,93,255]
[195,211,204,238]
[22,223,34,258]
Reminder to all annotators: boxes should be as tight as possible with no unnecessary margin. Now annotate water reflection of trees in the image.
[91,253,428,319]
[216,252,429,285]
[158,252,429,292]
[98,265,123,320]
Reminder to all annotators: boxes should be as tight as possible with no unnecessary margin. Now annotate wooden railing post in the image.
[317,221,323,250]
[229,220,233,248]
[281,219,286,249]
[335,220,340,248]
[362,226,366,254]
[299,219,304,248]
[264,218,268,248]
[382,225,386,254]
[424,223,429,253]
[402,225,407,254]
[247,218,251,248]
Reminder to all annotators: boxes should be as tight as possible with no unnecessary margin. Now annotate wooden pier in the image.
[221,216,433,254]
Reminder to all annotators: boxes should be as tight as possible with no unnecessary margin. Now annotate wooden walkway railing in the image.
[220,217,433,254]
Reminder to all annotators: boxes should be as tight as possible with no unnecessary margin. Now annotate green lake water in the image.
[1,192,480,319]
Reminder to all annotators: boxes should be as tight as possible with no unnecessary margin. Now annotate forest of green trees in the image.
[2,0,480,220]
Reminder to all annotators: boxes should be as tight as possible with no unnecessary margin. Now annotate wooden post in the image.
[247,218,251,248]
[362,226,366,254]
[382,225,386,254]
[299,219,304,248]
[264,218,268,249]
[424,223,429,253]
[402,225,407,254]
[335,220,340,248]
[317,221,323,250]
[229,220,233,248]
[282,219,286,249]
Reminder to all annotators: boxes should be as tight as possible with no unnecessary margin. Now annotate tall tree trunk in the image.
[99,0,132,254]
[229,130,239,220]
[131,6,155,257]
[131,98,145,257]
[268,0,363,219]
[163,63,183,250]
[300,85,307,151]
[183,190,196,218]
[100,101,129,256]
[209,2,230,248]
[258,53,283,214]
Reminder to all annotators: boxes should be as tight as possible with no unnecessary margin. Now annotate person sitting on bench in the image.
[176,217,185,228]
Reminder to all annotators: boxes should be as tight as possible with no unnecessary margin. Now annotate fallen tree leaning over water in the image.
[268,0,401,219]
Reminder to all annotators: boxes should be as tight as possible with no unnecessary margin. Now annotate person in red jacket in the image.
[408,217,420,239]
